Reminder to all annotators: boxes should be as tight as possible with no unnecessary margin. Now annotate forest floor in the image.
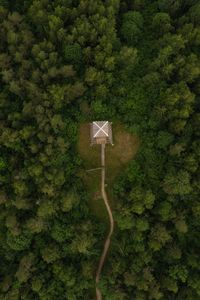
[77,122,139,221]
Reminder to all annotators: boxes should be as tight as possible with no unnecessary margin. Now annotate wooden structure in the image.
[90,121,113,145]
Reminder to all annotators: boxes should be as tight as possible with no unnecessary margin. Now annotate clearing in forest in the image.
[78,123,139,220]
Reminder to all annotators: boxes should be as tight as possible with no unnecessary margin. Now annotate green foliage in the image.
[157,131,174,150]
[61,191,79,212]
[129,187,155,214]
[152,12,172,36]
[174,217,188,233]
[0,157,6,170]
[6,230,32,251]
[0,0,9,8]
[26,217,45,233]
[0,0,200,299]
[70,232,96,255]
[37,200,57,218]
[41,245,61,263]
[190,3,200,25]
[121,11,143,45]
[136,218,149,232]
[158,0,183,15]
[163,170,192,195]
[106,1,200,298]
[149,224,171,251]
[0,192,6,205]
[116,213,134,230]
[169,264,188,283]
[15,253,35,283]
[64,44,82,64]
[51,221,71,242]
[31,277,43,292]
[52,263,76,287]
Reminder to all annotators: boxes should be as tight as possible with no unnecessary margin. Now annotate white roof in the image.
[92,121,109,138]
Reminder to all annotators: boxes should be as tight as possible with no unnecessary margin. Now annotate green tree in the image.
[163,170,192,195]
[152,13,172,36]
[121,11,143,45]
[15,253,35,283]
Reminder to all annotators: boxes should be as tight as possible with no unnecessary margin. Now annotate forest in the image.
[0,0,200,299]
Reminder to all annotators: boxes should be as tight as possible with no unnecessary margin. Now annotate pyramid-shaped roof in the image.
[92,121,109,138]
[90,121,113,145]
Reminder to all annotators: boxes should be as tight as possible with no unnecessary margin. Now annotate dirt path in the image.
[95,144,114,300]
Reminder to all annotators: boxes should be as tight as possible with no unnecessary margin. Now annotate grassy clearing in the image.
[77,122,139,220]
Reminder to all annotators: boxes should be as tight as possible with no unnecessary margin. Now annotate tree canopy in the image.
[0,0,200,299]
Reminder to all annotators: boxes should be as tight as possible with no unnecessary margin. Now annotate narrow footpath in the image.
[95,144,114,300]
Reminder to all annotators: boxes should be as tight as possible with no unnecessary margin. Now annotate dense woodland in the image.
[0,0,200,299]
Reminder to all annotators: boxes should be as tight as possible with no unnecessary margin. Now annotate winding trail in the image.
[95,144,114,300]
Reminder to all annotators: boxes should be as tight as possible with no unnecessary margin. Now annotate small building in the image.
[90,121,113,145]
